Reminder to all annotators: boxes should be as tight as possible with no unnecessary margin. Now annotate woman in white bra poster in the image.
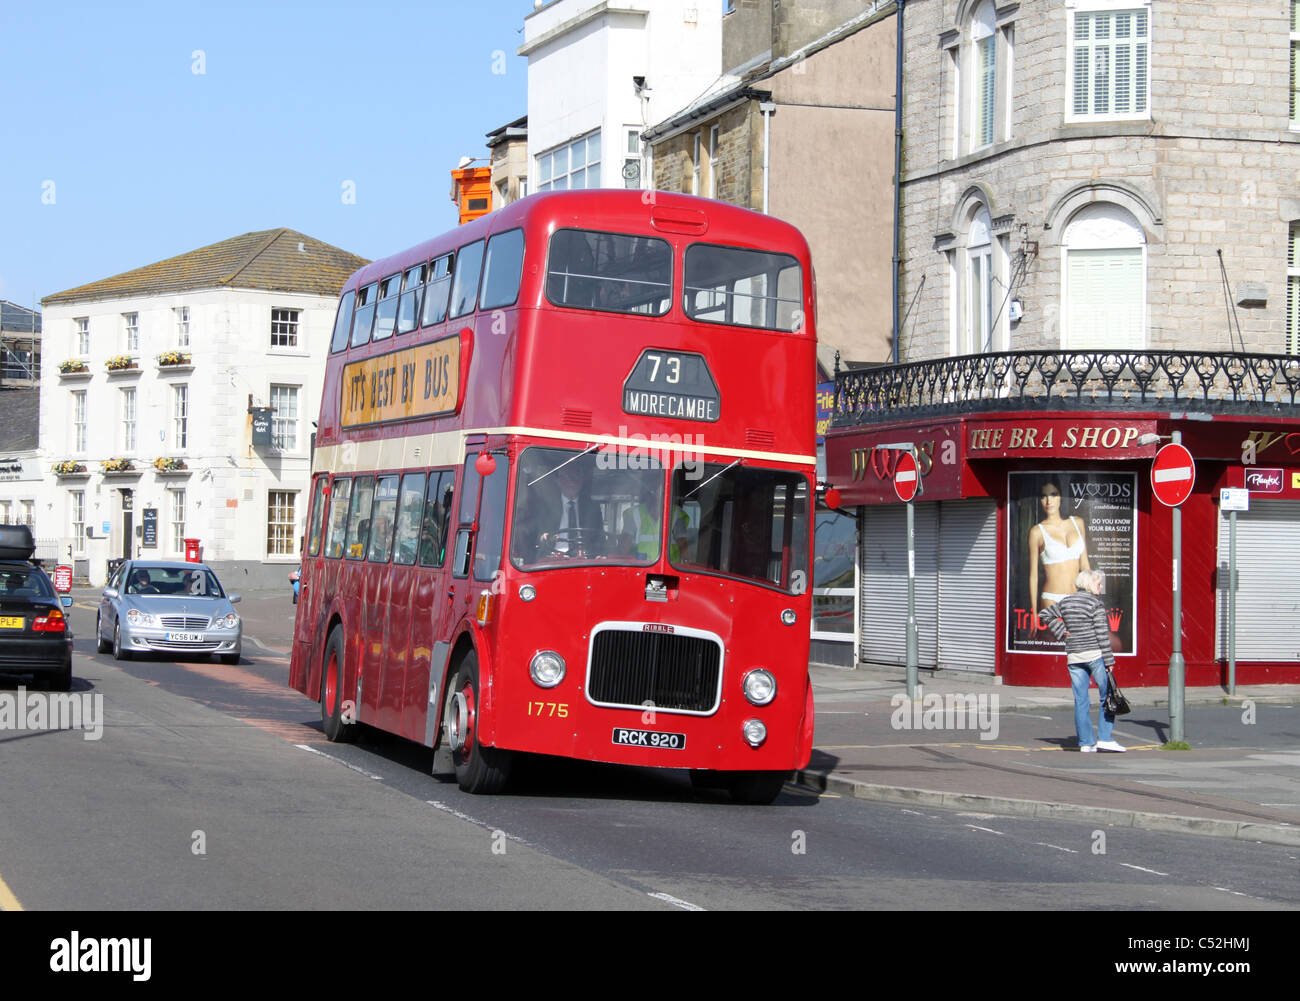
[1007,471,1136,656]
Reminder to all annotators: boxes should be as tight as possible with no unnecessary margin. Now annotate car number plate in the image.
[611,727,686,750]
[165,631,202,642]
[0,616,24,629]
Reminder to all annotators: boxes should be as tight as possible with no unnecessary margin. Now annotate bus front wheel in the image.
[726,770,789,805]
[444,651,511,794]
[321,627,357,743]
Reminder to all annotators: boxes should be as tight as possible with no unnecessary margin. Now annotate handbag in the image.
[1103,666,1131,716]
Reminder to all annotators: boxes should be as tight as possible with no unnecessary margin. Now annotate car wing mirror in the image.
[228,593,242,604]
[61,596,73,608]
[104,587,119,599]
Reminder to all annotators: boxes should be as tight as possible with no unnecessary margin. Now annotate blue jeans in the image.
[1068,658,1114,747]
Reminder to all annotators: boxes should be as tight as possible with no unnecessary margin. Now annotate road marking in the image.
[1033,842,1079,854]
[425,801,536,849]
[965,824,1004,835]
[296,744,384,780]
[648,891,705,912]
[0,872,24,911]
[1120,863,1169,876]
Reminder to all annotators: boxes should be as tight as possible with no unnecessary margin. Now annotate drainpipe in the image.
[891,0,905,365]
[759,101,776,213]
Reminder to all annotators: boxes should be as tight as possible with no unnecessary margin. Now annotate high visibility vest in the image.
[630,504,658,558]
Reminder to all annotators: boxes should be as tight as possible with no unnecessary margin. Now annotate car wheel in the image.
[443,651,511,794]
[96,613,110,654]
[48,661,73,693]
[320,627,356,743]
[724,770,789,805]
[112,622,131,661]
[221,652,239,665]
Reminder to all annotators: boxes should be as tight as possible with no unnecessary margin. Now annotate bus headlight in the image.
[780,608,797,626]
[742,719,767,747]
[529,650,566,688]
[742,669,777,706]
[519,585,537,602]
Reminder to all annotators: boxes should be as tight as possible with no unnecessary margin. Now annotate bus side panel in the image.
[398,567,439,743]
[376,564,412,735]
[359,559,390,727]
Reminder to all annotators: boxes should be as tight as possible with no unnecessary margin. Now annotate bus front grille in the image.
[587,628,721,714]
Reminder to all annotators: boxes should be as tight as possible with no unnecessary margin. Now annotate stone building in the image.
[827,1,1300,687]
[39,229,366,586]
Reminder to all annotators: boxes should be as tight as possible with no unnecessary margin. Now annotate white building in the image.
[39,229,367,587]
[520,0,723,193]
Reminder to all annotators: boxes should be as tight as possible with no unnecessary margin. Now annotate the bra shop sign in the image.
[968,419,1157,459]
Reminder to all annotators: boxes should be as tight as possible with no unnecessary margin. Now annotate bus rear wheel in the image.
[321,627,356,743]
[725,770,789,805]
[444,651,511,794]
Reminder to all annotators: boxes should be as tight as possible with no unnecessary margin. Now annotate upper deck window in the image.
[684,245,804,332]
[479,229,526,310]
[350,282,379,348]
[372,273,401,342]
[448,240,485,319]
[545,229,671,316]
[330,290,356,354]
[396,264,425,336]
[422,254,454,327]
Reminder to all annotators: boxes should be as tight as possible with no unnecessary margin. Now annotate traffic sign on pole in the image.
[893,451,920,503]
[1151,443,1195,507]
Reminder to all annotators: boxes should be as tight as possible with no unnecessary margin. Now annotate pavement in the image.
[799,663,1300,847]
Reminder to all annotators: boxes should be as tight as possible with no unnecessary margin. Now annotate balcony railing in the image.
[833,349,1300,426]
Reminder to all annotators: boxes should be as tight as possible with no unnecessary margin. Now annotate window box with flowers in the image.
[101,458,139,477]
[157,350,193,374]
[58,359,92,379]
[52,460,89,477]
[106,355,139,376]
[153,457,190,476]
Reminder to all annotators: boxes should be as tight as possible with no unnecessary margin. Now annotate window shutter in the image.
[1289,225,1300,355]
[1066,248,1143,350]
[979,35,996,146]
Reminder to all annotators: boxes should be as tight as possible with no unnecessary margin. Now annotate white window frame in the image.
[1060,202,1148,350]
[708,124,720,198]
[172,384,189,451]
[121,387,137,452]
[536,130,602,192]
[947,1,1014,157]
[1065,1,1151,124]
[1288,222,1300,355]
[70,491,85,556]
[20,500,33,527]
[692,132,702,195]
[75,317,89,356]
[122,312,139,353]
[175,306,190,348]
[266,490,298,557]
[169,489,186,556]
[950,203,1007,357]
[270,307,300,349]
[0,501,9,524]
[270,384,299,451]
[72,390,87,452]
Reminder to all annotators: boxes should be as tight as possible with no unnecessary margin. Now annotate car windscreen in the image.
[0,566,55,599]
[125,567,225,597]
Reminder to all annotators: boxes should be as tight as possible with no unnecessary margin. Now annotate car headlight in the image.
[529,650,565,688]
[127,608,156,627]
[215,613,240,629]
[743,669,777,706]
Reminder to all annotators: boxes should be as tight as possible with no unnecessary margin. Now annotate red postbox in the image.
[183,538,201,563]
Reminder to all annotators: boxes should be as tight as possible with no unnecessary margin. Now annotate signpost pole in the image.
[1169,430,1185,743]
[906,496,917,700]
[1228,508,1237,696]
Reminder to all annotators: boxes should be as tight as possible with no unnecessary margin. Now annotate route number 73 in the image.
[645,353,681,385]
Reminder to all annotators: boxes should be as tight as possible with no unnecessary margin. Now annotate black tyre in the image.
[96,613,110,654]
[221,652,240,665]
[726,770,789,805]
[443,651,511,794]
[112,622,131,661]
[320,627,356,743]
[47,661,72,693]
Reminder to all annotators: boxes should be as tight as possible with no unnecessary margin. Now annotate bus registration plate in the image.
[612,727,686,750]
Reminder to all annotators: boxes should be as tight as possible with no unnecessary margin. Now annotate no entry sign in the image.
[1151,443,1195,507]
[893,451,921,503]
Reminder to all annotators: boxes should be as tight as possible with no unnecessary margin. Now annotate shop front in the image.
[827,404,1300,687]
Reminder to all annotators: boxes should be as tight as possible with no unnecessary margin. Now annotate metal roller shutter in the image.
[859,502,938,668]
[937,500,997,672]
[1216,500,1300,661]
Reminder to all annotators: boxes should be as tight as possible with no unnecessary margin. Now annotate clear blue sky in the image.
[0,1,530,306]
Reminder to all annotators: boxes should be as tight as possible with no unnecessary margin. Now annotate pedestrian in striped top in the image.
[1037,569,1126,753]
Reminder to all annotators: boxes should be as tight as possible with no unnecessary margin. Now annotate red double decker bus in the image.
[289,189,816,803]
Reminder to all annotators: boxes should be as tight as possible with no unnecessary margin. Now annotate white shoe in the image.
[1096,740,1127,752]
[1080,744,1098,753]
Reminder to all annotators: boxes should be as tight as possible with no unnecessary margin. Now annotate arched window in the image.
[946,0,1014,157]
[1061,203,1146,350]
[948,199,1009,356]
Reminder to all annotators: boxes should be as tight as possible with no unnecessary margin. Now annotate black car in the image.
[0,525,73,691]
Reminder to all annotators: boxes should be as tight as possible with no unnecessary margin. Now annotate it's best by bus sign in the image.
[341,337,460,427]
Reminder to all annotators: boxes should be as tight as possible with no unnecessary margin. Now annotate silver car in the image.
[96,560,242,664]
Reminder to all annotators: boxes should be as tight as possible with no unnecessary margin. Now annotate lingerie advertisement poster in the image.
[1006,471,1137,655]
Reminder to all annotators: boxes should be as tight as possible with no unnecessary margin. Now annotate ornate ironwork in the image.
[832,349,1300,426]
